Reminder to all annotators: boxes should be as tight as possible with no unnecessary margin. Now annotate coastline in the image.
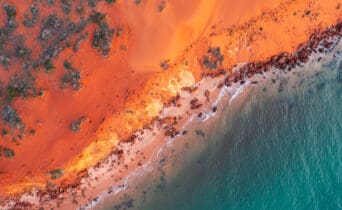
[1,22,341,209]
[97,32,342,210]
[133,39,342,210]
[1,0,341,201]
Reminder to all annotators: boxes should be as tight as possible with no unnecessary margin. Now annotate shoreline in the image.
[97,34,342,210]
[1,22,342,210]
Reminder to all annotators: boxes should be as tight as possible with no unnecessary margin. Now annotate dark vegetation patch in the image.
[160,59,169,70]
[76,5,84,14]
[0,0,121,143]
[61,60,82,90]
[202,47,224,70]
[88,0,99,7]
[61,69,81,90]
[1,105,23,129]
[61,0,72,15]
[2,128,8,136]
[70,120,82,132]
[35,13,89,69]
[23,4,40,28]
[3,3,18,31]
[48,168,64,180]
[88,11,116,55]
[89,11,106,24]
[73,33,88,52]
[0,4,23,61]
[158,0,166,12]
[70,116,87,132]
[46,0,55,5]
[5,74,36,101]
[92,22,114,56]
[0,146,15,158]
[15,45,32,59]
[44,59,55,72]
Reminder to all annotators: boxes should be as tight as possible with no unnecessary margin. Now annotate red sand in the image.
[0,0,341,204]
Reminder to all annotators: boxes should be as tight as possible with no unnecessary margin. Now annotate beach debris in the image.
[165,127,178,138]
[165,94,181,107]
[159,158,166,166]
[212,106,217,112]
[190,98,202,109]
[10,202,33,209]
[182,86,198,93]
[123,134,138,143]
[204,90,210,101]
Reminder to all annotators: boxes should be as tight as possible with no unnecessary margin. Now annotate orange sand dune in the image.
[0,0,340,199]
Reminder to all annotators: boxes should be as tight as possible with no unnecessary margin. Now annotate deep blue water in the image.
[135,54,342,210]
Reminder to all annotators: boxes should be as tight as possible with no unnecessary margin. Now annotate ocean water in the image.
[133,52,342,210]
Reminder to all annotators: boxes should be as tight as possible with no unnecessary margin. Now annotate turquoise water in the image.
[134,54,342,210]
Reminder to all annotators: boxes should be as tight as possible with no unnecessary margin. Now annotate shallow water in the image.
[131,51,342,210]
